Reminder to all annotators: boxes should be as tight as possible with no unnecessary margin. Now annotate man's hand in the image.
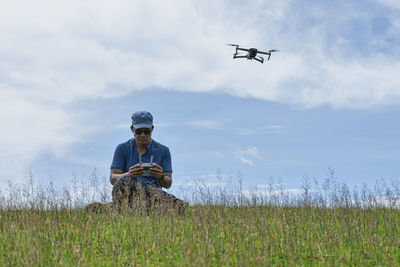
[149,163,163,180]
[110,164,171,188]
[128,164,145,177]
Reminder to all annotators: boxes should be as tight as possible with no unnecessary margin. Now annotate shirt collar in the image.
[133,138,153,150]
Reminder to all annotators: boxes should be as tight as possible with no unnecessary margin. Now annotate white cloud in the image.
[236,125,286,135]
[235,129,258,136]
[372,195,400,208]
[0,89,96,185]
[185,120,221,130]
[157,119,221,130]
[233,146,262,166]
[240,188,308,198]
[213,151,223,157]
[239,157,255,167]
[264,125,286,130]
[173,172,232,188]
[375,0,400,9]
[254,183,288,189]
[185,181,224,188]
[241,146,262,158]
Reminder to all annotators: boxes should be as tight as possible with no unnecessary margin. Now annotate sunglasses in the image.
[134,128,151,135]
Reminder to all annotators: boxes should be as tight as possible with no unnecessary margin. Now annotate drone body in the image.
[227,44,279,63]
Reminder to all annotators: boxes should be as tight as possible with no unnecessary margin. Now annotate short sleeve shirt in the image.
[110,138,172,187]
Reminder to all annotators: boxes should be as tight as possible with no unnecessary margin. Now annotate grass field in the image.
[1,172,400,266]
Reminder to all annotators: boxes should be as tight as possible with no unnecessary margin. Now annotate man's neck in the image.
[135,141,149,155]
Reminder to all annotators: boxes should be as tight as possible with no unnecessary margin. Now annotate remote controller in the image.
[139,155,154,176]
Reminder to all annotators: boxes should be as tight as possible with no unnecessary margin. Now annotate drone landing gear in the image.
[233,55,247,59]
[254,57,264,64]
[233,55,264,64]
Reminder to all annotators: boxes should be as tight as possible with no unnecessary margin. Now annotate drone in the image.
[227,43,279,63]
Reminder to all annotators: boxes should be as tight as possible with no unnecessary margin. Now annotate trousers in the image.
[112,176,188,213]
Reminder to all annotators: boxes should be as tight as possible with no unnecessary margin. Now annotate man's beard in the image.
[138,142,148,149]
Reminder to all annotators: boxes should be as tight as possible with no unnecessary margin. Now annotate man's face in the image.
[131,126,153,147]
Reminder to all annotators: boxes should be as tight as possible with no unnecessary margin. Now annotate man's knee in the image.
[114,176,133,187]
[112,176,135,203]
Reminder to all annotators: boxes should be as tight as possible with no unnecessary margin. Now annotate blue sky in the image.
[1,0,400,199]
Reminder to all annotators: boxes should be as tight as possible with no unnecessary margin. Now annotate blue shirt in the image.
[110,138,172,187]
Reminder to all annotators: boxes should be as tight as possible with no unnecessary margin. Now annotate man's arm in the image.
[149,163,172,189]
[110,169,126,185]
[110,164,146,185]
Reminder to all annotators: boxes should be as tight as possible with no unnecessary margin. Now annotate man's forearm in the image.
[110,172,129,185]
[110,171,172,188]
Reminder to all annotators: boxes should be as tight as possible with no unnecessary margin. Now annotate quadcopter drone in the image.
[227,43,279,63]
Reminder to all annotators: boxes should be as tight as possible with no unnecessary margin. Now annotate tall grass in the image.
[1,169,400,265]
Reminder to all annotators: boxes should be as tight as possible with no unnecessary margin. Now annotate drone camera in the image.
[249,48,258,57]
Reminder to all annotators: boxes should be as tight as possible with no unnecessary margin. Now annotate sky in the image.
[1,0,400,199]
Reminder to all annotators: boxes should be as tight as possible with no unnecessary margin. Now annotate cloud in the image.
[235,125,286,136]
[4,1,398,110]
[233,146,262,166]
[184,120,221,130]
[213,151,223,157]
[254,183,288,189]
[156,119,222,130]
[240,188,308,198]
[173,172,232,188]
[0,89,95,185]
[184,181,224,188]
[375,0,400,9]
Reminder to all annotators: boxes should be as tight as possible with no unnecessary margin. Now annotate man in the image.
[110,111,188,213]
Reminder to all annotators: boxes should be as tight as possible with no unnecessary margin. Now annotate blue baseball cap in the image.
[131,111,153,129]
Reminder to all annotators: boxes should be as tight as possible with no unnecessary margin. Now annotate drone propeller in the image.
[226,43,239,47]
[269,49,280,52]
